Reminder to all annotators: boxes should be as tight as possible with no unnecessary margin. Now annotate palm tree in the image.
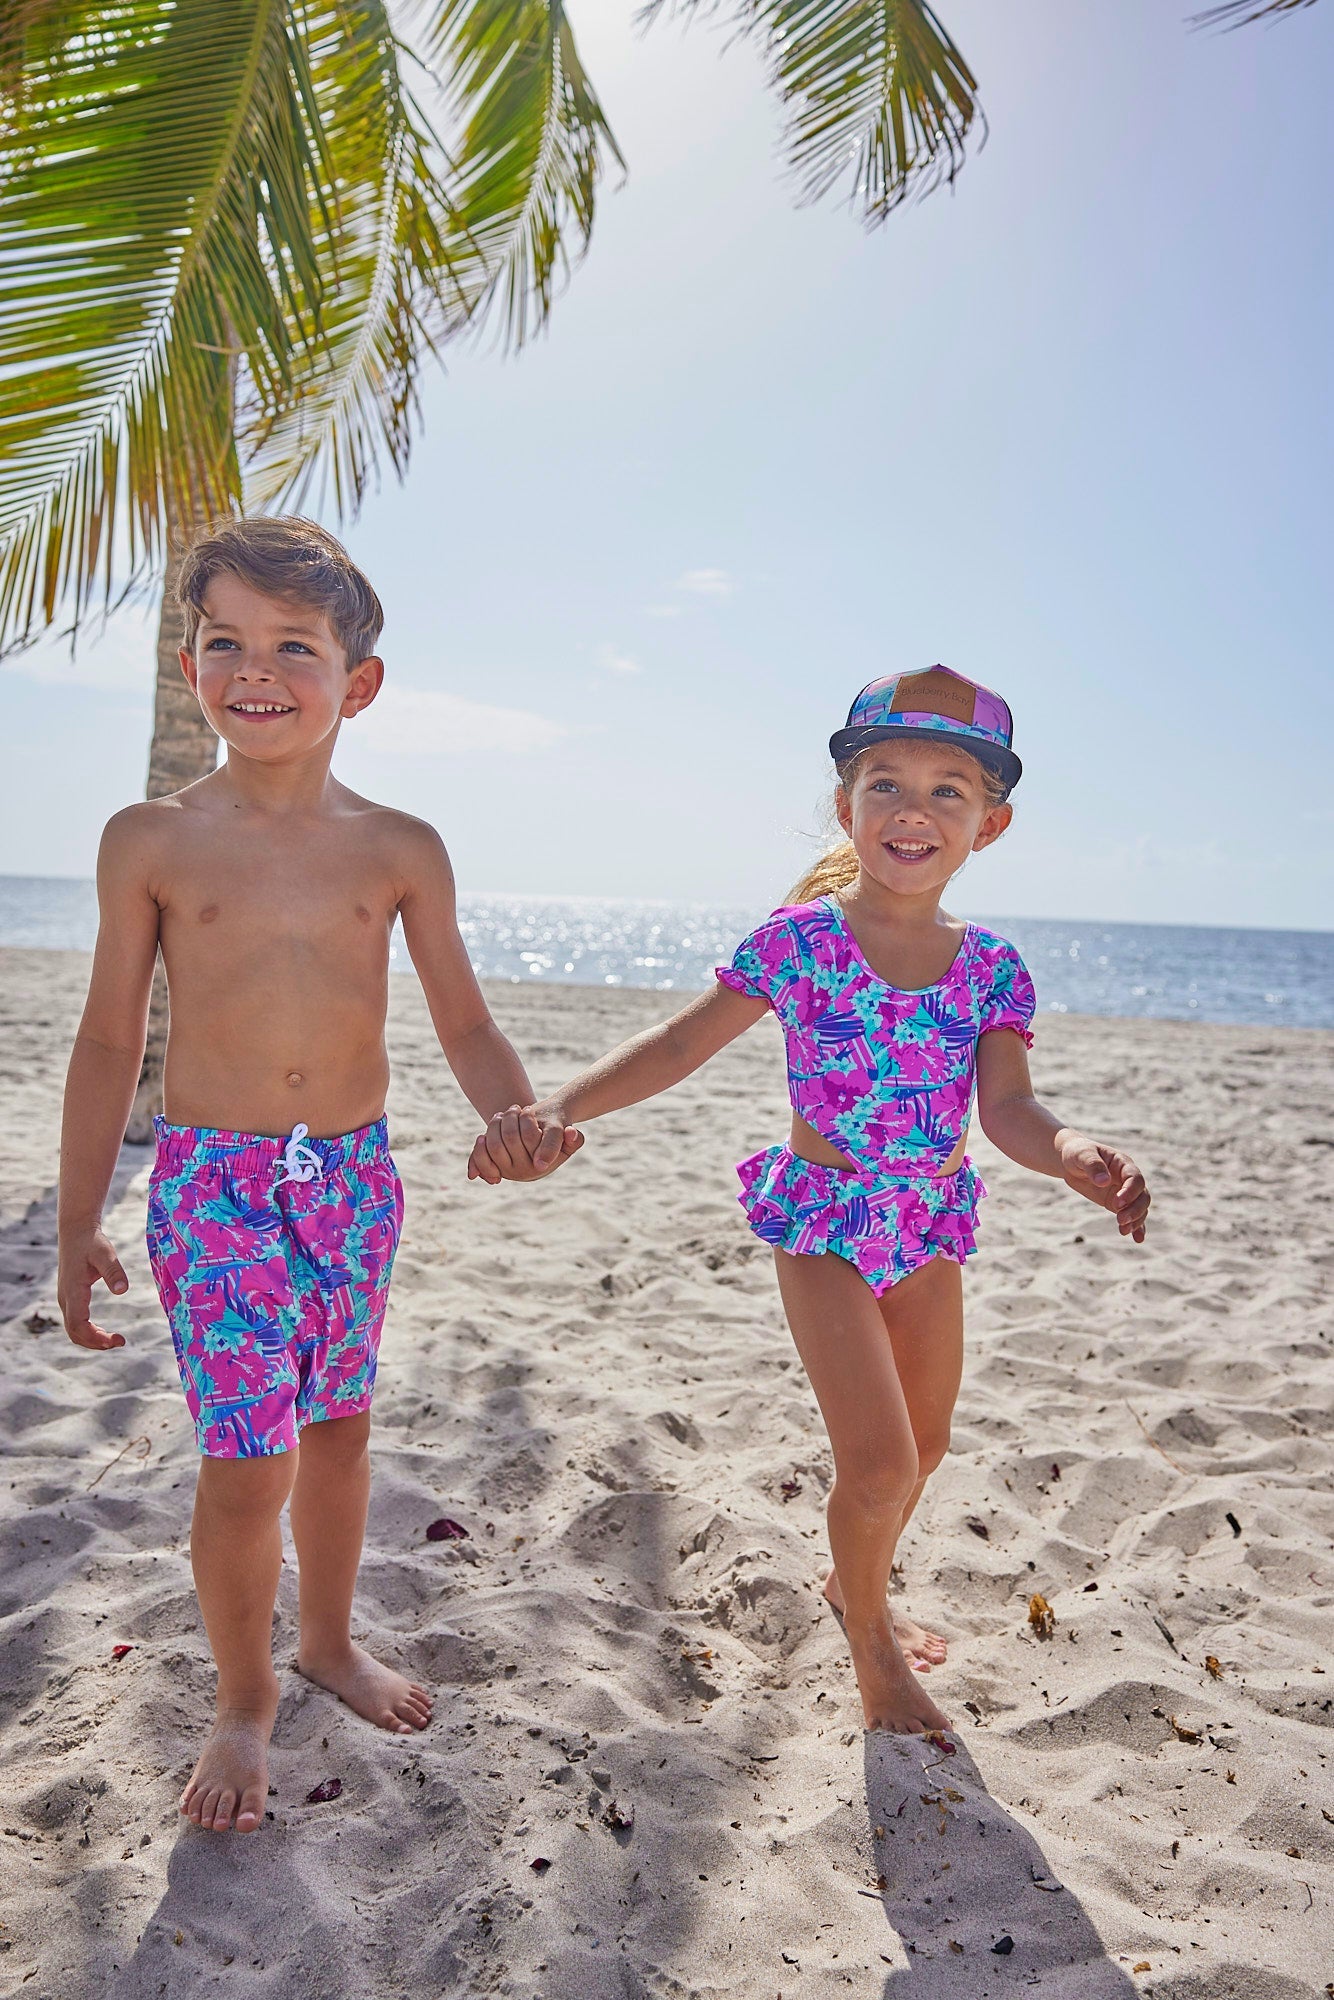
[0,0,1317,1128]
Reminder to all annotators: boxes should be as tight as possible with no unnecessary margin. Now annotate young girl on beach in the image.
[469,667,1150,1736]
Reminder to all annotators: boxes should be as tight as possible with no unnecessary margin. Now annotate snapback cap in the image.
[829,665,1021,796]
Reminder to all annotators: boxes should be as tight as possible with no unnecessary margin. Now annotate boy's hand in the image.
[58,1230,129,1349]
[467,1103,584,1185]
[1057,1133,1150,1243]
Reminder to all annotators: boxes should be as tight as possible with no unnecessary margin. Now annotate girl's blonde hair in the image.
[787,742,1009,904]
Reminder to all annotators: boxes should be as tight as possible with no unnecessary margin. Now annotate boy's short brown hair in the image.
[177,517,384,666]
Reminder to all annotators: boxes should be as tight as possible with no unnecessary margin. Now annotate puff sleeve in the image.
[978,941,1036,1047]
[715,928,772,1006]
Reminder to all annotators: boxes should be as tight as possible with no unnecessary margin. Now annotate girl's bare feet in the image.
[180,1683,279,1833]
[296,1642,432,1733]
[842,1616,953,1735]
[824,1570,947,1671]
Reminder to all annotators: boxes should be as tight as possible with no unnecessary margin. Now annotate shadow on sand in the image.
[864,1731,1139,1998]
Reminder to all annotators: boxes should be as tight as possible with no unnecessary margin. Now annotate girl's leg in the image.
[775,1248,951,1735]
[182,1451,299,1832]
[290,1410,432,1733]
[825,1256,964,1667]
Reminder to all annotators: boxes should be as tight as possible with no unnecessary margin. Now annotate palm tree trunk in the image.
[123,531,220,1143]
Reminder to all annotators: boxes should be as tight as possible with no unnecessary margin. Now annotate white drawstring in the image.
[273,1122,324,1186]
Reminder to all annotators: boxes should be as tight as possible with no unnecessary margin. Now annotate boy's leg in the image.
[290,1410,432,1733]
[183,1451,298,1833]
[775,1248,950,1735]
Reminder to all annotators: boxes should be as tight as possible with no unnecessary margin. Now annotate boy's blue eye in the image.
[204,637,236,651]
[279,641,314,654]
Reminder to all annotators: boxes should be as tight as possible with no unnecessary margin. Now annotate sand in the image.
[0,944,1331,2000]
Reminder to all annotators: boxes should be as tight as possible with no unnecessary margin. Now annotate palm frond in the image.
[0,0,344,652]
[242,6,465,515]
[1192,0,1320,26]
[421,0,625,347]
[643,0,981,224]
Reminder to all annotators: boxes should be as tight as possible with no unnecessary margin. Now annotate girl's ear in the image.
[834,783,853,836]
[972,802,1013,853]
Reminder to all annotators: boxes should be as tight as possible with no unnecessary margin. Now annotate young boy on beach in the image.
[56,517,577,1834]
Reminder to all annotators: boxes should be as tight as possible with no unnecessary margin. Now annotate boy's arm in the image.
[397,823,577,1162]
[975,1028,1150,1242]
[468,980,770,1184]
[58,809,163,1349]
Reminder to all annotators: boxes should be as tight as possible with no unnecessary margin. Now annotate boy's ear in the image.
[179,646,199,692]
[972,801,1013,852]
[341,656,385,718]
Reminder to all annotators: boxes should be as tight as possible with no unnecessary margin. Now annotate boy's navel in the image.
[287,1071,304,1088]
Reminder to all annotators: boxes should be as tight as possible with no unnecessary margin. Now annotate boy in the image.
[57,517,577,1834]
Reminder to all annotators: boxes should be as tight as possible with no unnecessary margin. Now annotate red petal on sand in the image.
[924,1731,957,1754]
[530,1857,551,1873]
[304,1778,343,1805]
[425,1517,469,1542]
[111,1644,134,1660]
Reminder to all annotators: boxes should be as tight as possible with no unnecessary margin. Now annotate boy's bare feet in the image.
[842,1617,953,1735]
[296,1642,432,1733]
[824,1570,947,1671]
[181,1685,279,1833]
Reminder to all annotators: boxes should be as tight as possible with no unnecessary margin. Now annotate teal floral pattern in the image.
[716,897,1035,1294]
[146,1118,403,1458]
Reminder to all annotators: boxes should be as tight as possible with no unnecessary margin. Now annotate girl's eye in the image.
[933,786,961,799]
[871,780,899,793]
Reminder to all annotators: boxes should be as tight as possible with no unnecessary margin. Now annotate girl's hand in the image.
[467,1103,584,1185]
[58,1229,130,1349]
[1056,1133,1150,1243]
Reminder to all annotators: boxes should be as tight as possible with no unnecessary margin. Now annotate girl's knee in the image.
[835,1454,919,1517]
[914,1429,951,1481]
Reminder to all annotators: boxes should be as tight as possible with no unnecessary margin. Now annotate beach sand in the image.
[1,946,1331,1999]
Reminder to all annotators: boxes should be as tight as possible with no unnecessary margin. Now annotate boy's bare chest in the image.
[159,827,398,961]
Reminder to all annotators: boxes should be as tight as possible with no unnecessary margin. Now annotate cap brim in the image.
[828,723,1021,797]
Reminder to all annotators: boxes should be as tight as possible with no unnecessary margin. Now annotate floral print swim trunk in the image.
[736,1143,985,1296]
[146,1117,404,1459]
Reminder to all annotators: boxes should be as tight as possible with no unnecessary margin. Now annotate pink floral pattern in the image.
[146,1118,403,1458]
[715,897,1036,1294]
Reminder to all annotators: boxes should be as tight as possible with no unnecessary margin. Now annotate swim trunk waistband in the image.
[151,1114,390,1180]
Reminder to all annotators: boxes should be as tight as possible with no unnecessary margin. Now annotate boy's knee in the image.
[196,1452,294,1520]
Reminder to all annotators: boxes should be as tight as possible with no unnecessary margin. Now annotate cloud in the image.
[597,643,641,674]
[2,605,156,694]
[645,604,681,619]
[676,567,733,598]
[356,685,569,757]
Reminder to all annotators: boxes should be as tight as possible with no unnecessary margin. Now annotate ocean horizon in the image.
[1,873,1330,1032]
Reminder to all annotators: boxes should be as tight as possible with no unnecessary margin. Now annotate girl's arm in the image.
[467,981,770,1184]
[975,1029,1150,1243]
[58,809,163,1349]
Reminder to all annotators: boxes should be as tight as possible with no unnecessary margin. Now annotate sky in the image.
[2,0,1332,930]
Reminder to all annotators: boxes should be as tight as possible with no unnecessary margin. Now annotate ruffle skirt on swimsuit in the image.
[735,1144,986,1297]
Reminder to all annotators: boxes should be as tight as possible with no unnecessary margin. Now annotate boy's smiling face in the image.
[837,739,1012,897]
[180,572,383,761]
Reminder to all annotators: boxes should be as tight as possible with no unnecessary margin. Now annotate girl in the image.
[468,667,1150,1735]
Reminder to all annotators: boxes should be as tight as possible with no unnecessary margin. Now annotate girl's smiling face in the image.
[180,572,382,762]
[836,739,1012,897]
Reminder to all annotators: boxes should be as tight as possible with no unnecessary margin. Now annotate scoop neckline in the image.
[822,895,975,995]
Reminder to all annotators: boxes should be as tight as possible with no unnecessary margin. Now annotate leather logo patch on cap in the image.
[889,669,977,725]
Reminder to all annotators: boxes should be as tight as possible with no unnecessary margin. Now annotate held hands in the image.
[1056,1132,1150,1243]
[468,1102,584,1186]
[58,1229,129,1350]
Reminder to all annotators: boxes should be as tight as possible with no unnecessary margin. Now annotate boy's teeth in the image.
[233,702,290,713]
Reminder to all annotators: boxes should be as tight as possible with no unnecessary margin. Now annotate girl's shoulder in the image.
[967,923,1026,964]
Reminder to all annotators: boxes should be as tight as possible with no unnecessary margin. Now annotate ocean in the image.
[1,874,1330,1031]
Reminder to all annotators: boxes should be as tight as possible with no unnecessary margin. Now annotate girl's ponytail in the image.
[787,839,860,905]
